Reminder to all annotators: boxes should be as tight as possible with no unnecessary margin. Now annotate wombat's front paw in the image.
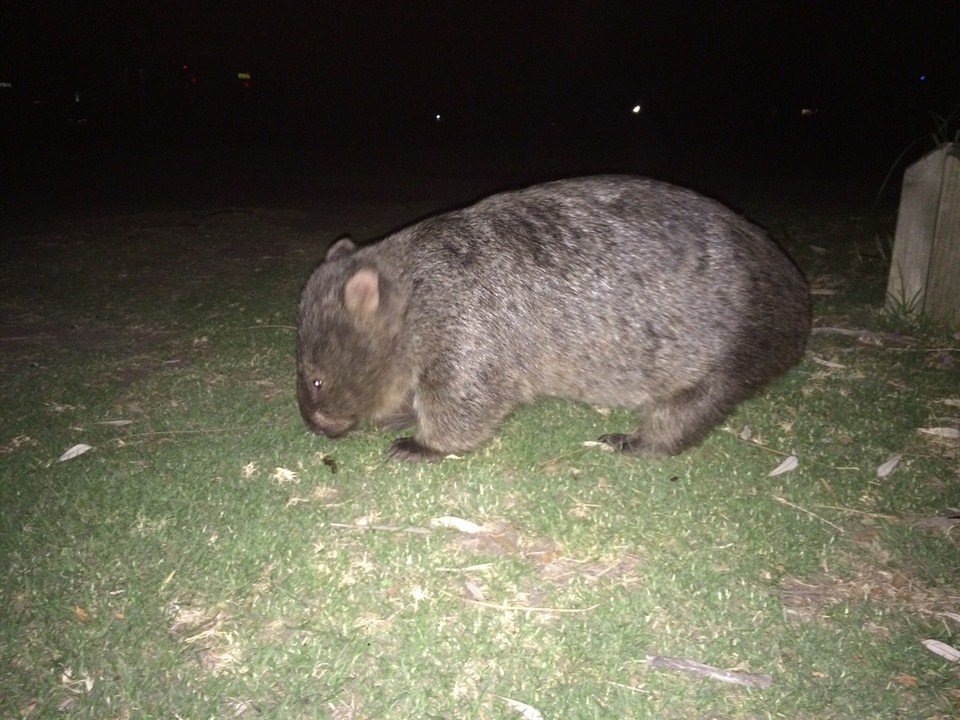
[598,433,641,454]
[386,436,445,462]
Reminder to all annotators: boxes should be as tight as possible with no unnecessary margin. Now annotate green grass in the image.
[2,201,958,719]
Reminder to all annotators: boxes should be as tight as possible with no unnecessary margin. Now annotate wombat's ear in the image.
[326,236,357,262]
[343,268,380,319]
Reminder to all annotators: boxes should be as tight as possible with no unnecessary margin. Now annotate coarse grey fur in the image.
[297,175,811,461]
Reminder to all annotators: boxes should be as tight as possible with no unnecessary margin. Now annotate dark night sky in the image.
[4,2,957,107]
[1,1,958,174]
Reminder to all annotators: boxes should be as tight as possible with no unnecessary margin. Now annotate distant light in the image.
[632,104,642,114]
[238,72,251,80]
[182,64,189,70]
[0,81,12,89]
[801,108,818,117]
[919,74,927,82]
[435,114,441,122]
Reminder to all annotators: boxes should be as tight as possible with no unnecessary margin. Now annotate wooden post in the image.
[886,143,960,328]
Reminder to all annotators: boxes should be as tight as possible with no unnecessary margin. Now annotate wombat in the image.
[297,175,811,461]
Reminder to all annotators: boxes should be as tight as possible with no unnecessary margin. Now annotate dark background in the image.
[2,1,958,219]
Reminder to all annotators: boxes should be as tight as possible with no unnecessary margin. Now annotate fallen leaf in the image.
[58,444,92,462]
[582,440,614,451]
[430,516,485,534]
[271,467,299,484]
[463,580,485,602]
[938,612,960,627]
[768,455,799,476]
[894,674,918,687]
[876,453,902,478]
[499,696,544,720]
[97,420,133,426]
[74,606,92,623]
[922,639,960,662]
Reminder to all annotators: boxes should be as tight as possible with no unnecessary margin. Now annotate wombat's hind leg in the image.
[386,436,446,462]
[600,382,735,457]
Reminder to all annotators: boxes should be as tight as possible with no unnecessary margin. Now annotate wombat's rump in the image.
[297,175,811,461]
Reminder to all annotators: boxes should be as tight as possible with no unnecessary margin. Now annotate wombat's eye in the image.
[312,379,322,390]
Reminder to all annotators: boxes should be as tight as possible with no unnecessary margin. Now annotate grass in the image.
[1,194,959,720]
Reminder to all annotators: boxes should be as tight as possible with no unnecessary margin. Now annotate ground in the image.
[2,137,958,719]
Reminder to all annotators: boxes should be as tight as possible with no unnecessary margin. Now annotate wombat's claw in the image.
[597,433,639,453]
[386,436,444,462]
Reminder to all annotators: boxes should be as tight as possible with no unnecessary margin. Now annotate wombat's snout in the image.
[301,408,355,439]
[296,372,356,438]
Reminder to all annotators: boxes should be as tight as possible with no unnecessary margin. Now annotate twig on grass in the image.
[443,590,597,614]
[810,326,918,346]
[537,445,595,469]
[890,347,960,353]
[729,432,796,459]
[646,655,773,689]
[773,495,845,533]
[436,563,494,573]
[121,425,264,438]
[329,522,431,535]
[813,504,900,521]
[1,334,57,341]
[738,435,863,474]
[604,680,650,695]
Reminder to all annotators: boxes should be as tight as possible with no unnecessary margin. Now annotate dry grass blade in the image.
[774,495,844,533]
[812,355,847,369]
[917,427,960,439]
[443,590,597,614]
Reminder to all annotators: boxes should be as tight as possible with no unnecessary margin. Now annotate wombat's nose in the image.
[302,410,355,438]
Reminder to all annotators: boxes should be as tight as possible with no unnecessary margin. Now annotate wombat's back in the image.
[386,176,809,409]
